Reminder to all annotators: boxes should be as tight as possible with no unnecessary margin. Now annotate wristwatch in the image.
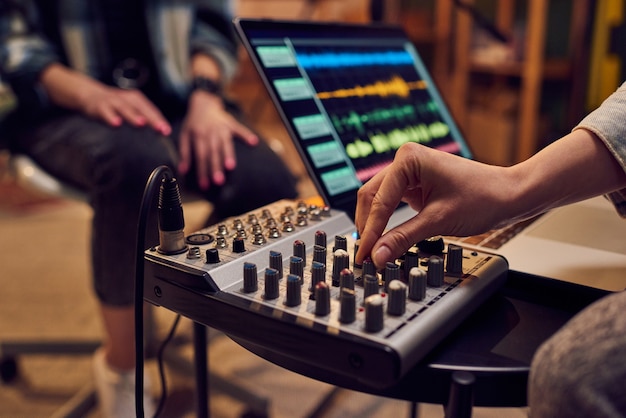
[191,76,223,96]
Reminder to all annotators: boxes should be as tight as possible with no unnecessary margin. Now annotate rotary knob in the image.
[427,256,445,287]
[310,261,326,293]
[387,280,407,316]
[293,240,306,266]
[332,249,349,286]
[242,262,258,293]
[339,288,356,324]
[314,282,331,316]
[205,248,220,264]
[418,236,445,254]
[408,267,427,301]
[446,244,464,275]
[268,250,283,279]
[289,256,304,284]
[364,294,384,333]
[263,268,280,300]
[363,273,379,301]
[284,274,302,307]
[339,268,355,291]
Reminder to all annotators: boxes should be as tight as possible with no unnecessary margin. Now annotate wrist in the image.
[191,76,223,96]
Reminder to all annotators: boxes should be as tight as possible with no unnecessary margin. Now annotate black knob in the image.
[284,274,302,307]
[289,256,304,284]
[339,288,356,323]
[232,236,246,253]
[314,230,327,247]
[446,244,464,275]
[242,262,258,293]
[387,280,407,316]
[293,240,306,266]
[363,274,379,301]
[310,261,326,293]
[314,282,331,316]
[269,250,283,279]
[340,268,355,291]
[332,249,349,286]
[418,236,445,254]
[263,268,280,300]
[205,248,220,264]
[427,256,445,287]
[408,267,426,301]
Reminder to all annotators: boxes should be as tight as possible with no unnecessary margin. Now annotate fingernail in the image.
[373,245,392,267]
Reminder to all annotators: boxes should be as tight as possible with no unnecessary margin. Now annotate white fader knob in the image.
[364,294,384,333]
[387,280,407,316]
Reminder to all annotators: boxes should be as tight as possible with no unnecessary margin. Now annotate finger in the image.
[221,131,237,171]
[178,130,192,175]
[125,92,171,135]
[230,119,259,146]
[209,129,229,186]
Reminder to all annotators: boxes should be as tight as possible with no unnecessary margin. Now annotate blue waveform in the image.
[295,50,414,69]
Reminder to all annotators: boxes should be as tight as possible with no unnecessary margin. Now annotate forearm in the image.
[507,128,626,221]
[39,63,107,111]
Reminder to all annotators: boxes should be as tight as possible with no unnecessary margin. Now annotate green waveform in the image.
[345,121,450,158]
[331,102,439,135]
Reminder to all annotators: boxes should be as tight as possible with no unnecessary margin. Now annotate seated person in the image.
[0,1,298,416]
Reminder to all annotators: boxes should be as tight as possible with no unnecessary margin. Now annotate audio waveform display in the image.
[295,50,414,69]
[331,102,438,135]
[317,75,427,100]
[344,122,450,159]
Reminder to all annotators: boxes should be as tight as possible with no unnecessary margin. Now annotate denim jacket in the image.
[575,81,626,217]
[0,0,238,112]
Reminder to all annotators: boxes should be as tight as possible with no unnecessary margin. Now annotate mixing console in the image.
[144,199,508,389]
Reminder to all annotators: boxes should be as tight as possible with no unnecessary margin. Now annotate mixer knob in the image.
[232,218,244,230]
[247,213,258,225]
[235,229,247,239]
[263,268,280,300]
[362,257,377,278]
[314,282,331,316]
[289,256,304,284]
[284,274,302,307]
[320,206,331,217]
[427,256,445,287]
[383,262,400,291]
[333,235,348,252]
[387,280,407,316]
[340,268,355,291]
[250,224,262,235]
[418,236,445,254]
[363,274,379,301]
[232,237,246,253]
[446,244,464,275]
[205,248,220,264]
[315,230,327,247]
[408,267,427,301]
[268,250,283,279]
[313,244,327,264]
[265,218,277,229]
[364,294,384,333]
[310,261,326,293]
[339,288,356,324]
[242,262,258,293]
[332,249,350,286]
[215,236,227,249]
[293,240,306,266]
[403,251,419,281]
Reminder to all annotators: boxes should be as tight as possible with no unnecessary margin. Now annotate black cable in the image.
[135,165,174,418]
[154,313,181,417]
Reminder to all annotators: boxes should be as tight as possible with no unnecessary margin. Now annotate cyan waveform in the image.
[317,75,427,100]
[345,121,450,159]
[295,50,414,69]
[331,102,438,135]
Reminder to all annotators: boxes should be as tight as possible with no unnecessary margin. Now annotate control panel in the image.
[144,199,508,389]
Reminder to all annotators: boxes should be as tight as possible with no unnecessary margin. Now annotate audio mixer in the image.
[144,199,508,389]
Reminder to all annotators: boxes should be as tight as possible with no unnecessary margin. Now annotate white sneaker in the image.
[92,348,156,418]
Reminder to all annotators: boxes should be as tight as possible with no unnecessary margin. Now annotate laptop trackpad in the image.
[526,202,626,255]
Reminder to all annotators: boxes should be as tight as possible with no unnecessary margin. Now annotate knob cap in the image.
[314,282,331,316]
[310,261,326,293]
[232,236,246,253]
[339,288,356,323]
[332,249,349,286]
[387,280,407,316]
[363,274,379,301]
[340,268,355,291]
[364,294,384,333]
[293,240,306,266]
[418,236,445,254]
[242,262,258,293]
[446,244,464,275]
[284,274,302,307]
[289,256,304,284]
[205,248,220,264]
[408,267,427,301]
[263,268,280,300]
[427,256,445,287]
[269,250,283,279]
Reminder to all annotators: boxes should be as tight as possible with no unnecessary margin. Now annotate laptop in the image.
[234,18,626,291]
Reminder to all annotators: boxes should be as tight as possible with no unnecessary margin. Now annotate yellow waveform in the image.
[317,75,427,100]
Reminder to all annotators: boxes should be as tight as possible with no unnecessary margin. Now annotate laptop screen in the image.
[234,18,472,218]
